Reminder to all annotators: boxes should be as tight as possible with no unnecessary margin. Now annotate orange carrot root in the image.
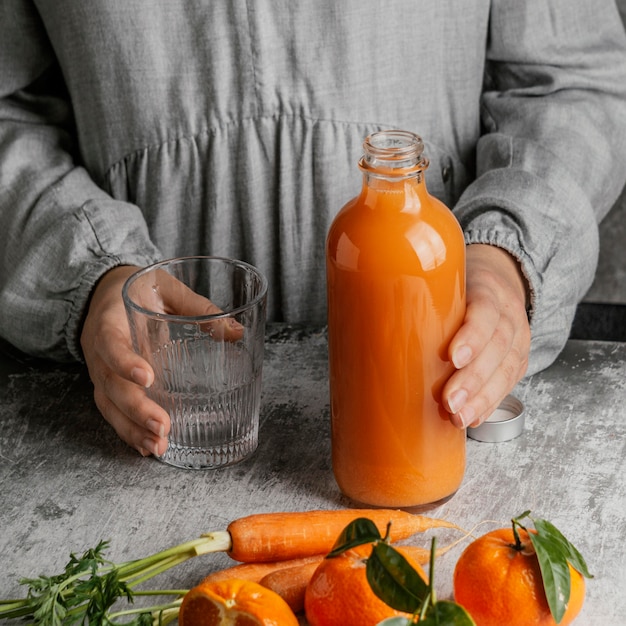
[200,555,325,586]
[259,559,324,613]
[227,508,463,562]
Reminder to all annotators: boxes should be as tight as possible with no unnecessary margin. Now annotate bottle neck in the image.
[359,130,429,184]
[358,131,429,208]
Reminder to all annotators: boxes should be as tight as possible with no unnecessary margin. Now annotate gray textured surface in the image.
[1,324,625,624]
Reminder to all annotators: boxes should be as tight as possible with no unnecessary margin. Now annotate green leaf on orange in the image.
[366,542,428,613]
[526,531,572,624]
[512,512,593,625]
[417,601,476,626]
[327,517,382,557]
[532,518,593,579]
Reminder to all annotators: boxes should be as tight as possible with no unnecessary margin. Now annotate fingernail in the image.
[142,438,160,457]
[452,345,472,369]
[131,367,152,388]
[458,405,476,428]
[146,419,165,438]
[448,388,468,414]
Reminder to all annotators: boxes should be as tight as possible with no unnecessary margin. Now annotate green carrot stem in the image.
[0,602,32,620]
[132,590,188,597]
[123,553,192,588]
[108,598,183,621]
[117,532,231,580]
[152,605,181,626]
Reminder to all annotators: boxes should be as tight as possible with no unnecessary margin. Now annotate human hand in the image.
[442,244,531,429]
[80,265,243,457]
[80,266,170,457]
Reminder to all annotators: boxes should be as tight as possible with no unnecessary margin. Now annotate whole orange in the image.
[304,542,427,626]
[453,528,585,626]
[178,578,299,626]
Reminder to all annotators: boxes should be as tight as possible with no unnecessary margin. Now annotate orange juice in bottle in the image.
[326,130,466,509]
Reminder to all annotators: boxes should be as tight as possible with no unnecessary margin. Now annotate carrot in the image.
[224,508,462,563]
[199,554,326,586]
[259,559,323,613]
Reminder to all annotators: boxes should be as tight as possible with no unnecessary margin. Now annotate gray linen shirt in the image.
[1,0,626,373]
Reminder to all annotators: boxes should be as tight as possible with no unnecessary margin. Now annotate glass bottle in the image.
[326,130,466,508]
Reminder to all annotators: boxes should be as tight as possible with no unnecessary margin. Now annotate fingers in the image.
[92,376,169,457]
[91,329,171,456]
[149,270,245,341]
[442,245,531,429]
[81,266,171,456]
[446,337,529,428]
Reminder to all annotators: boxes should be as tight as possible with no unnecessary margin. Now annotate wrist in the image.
[80,265,141,346]
[466,244,530,313]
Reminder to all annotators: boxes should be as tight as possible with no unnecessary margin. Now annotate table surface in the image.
[1,324,625,624]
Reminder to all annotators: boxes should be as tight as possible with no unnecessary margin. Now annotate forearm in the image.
[0,76,160,360]
[455,0,626,374]
[0,176,161,361]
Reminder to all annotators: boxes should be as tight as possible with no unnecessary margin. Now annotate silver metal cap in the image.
[467,394,525,443]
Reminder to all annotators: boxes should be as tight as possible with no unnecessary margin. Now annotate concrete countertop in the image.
[0,324,625,624]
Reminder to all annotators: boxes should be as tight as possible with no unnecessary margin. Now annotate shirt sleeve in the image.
[453,0,626,375]
[0,2,161,362]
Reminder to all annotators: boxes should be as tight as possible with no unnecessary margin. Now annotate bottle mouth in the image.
[359,130,429,178]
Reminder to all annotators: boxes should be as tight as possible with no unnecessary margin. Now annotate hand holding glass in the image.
[122,256,267,469]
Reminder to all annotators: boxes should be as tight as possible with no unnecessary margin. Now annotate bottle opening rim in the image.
[360,130,429,177]
[364,130,425,157]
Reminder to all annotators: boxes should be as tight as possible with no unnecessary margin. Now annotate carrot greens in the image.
[0,534,231,626]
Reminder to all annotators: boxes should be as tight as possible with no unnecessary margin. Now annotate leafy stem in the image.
[510,511,593,624]
[0,532,232,626]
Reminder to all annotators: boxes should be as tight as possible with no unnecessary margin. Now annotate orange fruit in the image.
[453,528,585,626]
[304,542,427,626]
[178,578,299,626]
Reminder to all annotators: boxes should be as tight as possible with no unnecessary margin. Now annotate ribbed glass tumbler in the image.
[123,256,268,469]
